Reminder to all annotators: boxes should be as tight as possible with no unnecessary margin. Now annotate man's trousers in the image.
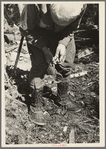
[27,34,76,90]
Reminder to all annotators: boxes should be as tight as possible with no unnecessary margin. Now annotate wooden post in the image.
[69,125,75,143]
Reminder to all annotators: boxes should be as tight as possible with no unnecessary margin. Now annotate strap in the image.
[77,4,87,28]
[14,36,24,70]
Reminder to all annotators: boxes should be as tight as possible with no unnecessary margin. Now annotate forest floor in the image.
[4,21,99,145]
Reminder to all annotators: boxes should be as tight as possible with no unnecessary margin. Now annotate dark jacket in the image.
[19,4,86,50]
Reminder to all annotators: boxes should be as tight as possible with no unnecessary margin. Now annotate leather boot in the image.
[29,87,50,125]
[58,81,81,112]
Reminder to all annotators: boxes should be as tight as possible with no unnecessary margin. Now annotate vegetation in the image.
[4,4,99,145]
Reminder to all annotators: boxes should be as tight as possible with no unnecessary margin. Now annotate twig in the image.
[75,38,91,42]
[78,51,94,59]
[5,94,26,105]
[70,71,87,78]
[4,68,13,87]
[87,63,99,67]
[5,45,19,53]
[73,29,86,34]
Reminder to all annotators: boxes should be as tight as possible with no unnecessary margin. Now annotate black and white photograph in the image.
[2,1,105,147]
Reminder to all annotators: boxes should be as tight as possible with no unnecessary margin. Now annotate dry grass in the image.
[4,58,99,144]
[4,18,99,144]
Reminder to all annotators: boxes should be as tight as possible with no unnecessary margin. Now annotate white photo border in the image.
[1,1,105,147]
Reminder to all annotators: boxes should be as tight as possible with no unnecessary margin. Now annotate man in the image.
[18,3,87,125]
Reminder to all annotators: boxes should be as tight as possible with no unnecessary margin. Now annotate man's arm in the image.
[53,4,87,64]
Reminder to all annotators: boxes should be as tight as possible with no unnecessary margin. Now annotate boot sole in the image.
[28,115,46,126]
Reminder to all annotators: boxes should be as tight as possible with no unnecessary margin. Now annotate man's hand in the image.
[53,44,66,64]
[42,46,53,65]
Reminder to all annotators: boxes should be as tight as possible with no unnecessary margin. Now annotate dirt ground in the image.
[4,21,99,144]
